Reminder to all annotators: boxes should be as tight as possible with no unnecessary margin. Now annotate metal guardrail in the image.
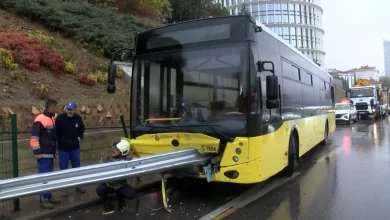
[0,148,210,201]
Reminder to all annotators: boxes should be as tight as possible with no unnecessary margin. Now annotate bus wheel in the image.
[282,133,298,177]
[320,121,328,146]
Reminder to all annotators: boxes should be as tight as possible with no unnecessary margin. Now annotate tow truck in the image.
[349,79,388,120]
[335,98,358,124]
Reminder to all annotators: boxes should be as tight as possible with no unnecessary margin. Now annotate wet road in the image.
[53,118,390,220]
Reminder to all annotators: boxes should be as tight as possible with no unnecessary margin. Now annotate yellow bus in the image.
[107,15,336,184]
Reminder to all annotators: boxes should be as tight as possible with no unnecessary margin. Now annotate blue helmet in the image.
[65,101,77,110]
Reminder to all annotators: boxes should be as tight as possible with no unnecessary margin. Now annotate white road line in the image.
[199,172,300,220]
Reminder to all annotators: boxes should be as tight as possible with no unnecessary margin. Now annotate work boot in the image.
[40,199,54,209]
[48,197,62,204]
[76,188,86,193]
[118,198,127,212]
[103,201,115,215]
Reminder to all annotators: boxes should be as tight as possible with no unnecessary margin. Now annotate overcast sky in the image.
[322,0,388,72]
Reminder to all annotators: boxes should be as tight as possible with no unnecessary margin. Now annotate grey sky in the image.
[322,0,388,72]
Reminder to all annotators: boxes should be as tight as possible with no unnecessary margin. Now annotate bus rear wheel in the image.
[282,133,298,177]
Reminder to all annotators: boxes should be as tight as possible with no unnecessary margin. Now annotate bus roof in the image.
[135,15,332,80]
[253,19,332,80]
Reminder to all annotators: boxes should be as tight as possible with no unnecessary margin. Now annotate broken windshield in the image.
[130,43,249,138]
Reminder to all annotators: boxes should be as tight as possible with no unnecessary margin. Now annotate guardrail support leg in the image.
[161,174,173,213]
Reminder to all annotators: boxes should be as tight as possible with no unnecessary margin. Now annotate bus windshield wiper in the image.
[174,124,234,143]
[146,124,193,134]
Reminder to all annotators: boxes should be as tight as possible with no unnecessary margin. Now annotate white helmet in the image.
[113,140,130,156]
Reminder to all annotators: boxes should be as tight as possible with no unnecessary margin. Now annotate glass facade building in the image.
[384,40,390,76]
[216,0,325,66]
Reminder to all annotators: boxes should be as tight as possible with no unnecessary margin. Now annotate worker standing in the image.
[30,99,62,209]
[55,101,86,196]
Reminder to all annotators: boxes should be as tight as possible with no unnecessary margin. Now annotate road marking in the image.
[199,172,300,220]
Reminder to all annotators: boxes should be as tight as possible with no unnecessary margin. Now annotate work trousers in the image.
[58,149,80,170]
[37,158,54,202]
[96,183,136,200]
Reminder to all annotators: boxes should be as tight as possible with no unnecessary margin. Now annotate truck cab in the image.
[335,100,358,124]
[349,79,387,120]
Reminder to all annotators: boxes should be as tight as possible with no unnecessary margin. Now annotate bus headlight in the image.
[233,156,239,162]
[235,148,242,155]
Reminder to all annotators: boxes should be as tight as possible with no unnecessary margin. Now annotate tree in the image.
[207,2,229,17]
[238,3,250,16]
[168,0,229,23]
[143,0,171,18]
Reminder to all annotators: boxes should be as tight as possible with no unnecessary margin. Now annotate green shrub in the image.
[116,65,124,78]
[0,0,155,58]
[10,70,27,81]
[26,30,54,43]
[64,61,77,74]
[91,70,107,83]
[0,48,18,70]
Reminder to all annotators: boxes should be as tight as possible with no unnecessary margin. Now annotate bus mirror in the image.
[266,75,279,100]
[257,61,275,75]
[107,62,117,94]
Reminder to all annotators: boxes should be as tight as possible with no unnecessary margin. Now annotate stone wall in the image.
[1,130,124,178]
[0,103,130,132]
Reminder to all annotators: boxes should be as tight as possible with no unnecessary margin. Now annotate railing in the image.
[0,113,19,212]
[0,148,210,201]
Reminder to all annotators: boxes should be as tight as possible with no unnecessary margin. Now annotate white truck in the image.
[349,79,387,120]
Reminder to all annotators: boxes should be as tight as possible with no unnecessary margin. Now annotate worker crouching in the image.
[96,140,136,214]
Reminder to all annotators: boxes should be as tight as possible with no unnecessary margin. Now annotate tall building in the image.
[217,0,325,66]
[383,40,390,76]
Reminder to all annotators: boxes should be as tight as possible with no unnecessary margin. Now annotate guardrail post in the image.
[119,114,129,138]
[10,114,20,212]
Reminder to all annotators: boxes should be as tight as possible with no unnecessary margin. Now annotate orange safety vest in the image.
[30,111,56,158]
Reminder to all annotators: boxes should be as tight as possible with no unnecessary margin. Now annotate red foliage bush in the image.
[0,30,65,73]
[79,73,97,86]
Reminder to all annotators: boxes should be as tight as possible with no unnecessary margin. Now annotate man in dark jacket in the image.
[55,101,86,195]
[96,140,136,214]
[30,99,62,209]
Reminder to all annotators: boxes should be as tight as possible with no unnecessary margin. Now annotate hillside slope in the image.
[0,9,130,106]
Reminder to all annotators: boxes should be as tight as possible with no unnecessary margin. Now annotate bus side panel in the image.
[247,122,290,180]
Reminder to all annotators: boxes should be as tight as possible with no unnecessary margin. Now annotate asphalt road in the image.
[53,117,390,220]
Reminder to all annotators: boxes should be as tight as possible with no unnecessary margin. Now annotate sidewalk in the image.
[1,174,165,220]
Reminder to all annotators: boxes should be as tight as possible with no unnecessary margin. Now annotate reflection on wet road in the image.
[53,118,390,220]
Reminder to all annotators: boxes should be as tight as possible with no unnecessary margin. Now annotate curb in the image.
[15,176,174,220]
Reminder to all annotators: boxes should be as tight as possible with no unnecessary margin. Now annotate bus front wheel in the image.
[282,133,299,177]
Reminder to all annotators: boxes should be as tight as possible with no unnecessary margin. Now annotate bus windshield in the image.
[350,88,374,98]
[130,44,249,138]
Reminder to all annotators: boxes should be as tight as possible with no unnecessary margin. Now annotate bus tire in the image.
[282,132,298,177]
[320,121,328,145]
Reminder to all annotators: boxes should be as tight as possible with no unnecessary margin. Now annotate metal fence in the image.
[0,113,20,215]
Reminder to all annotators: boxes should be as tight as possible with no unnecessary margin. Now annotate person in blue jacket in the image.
[55,101,86,196]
